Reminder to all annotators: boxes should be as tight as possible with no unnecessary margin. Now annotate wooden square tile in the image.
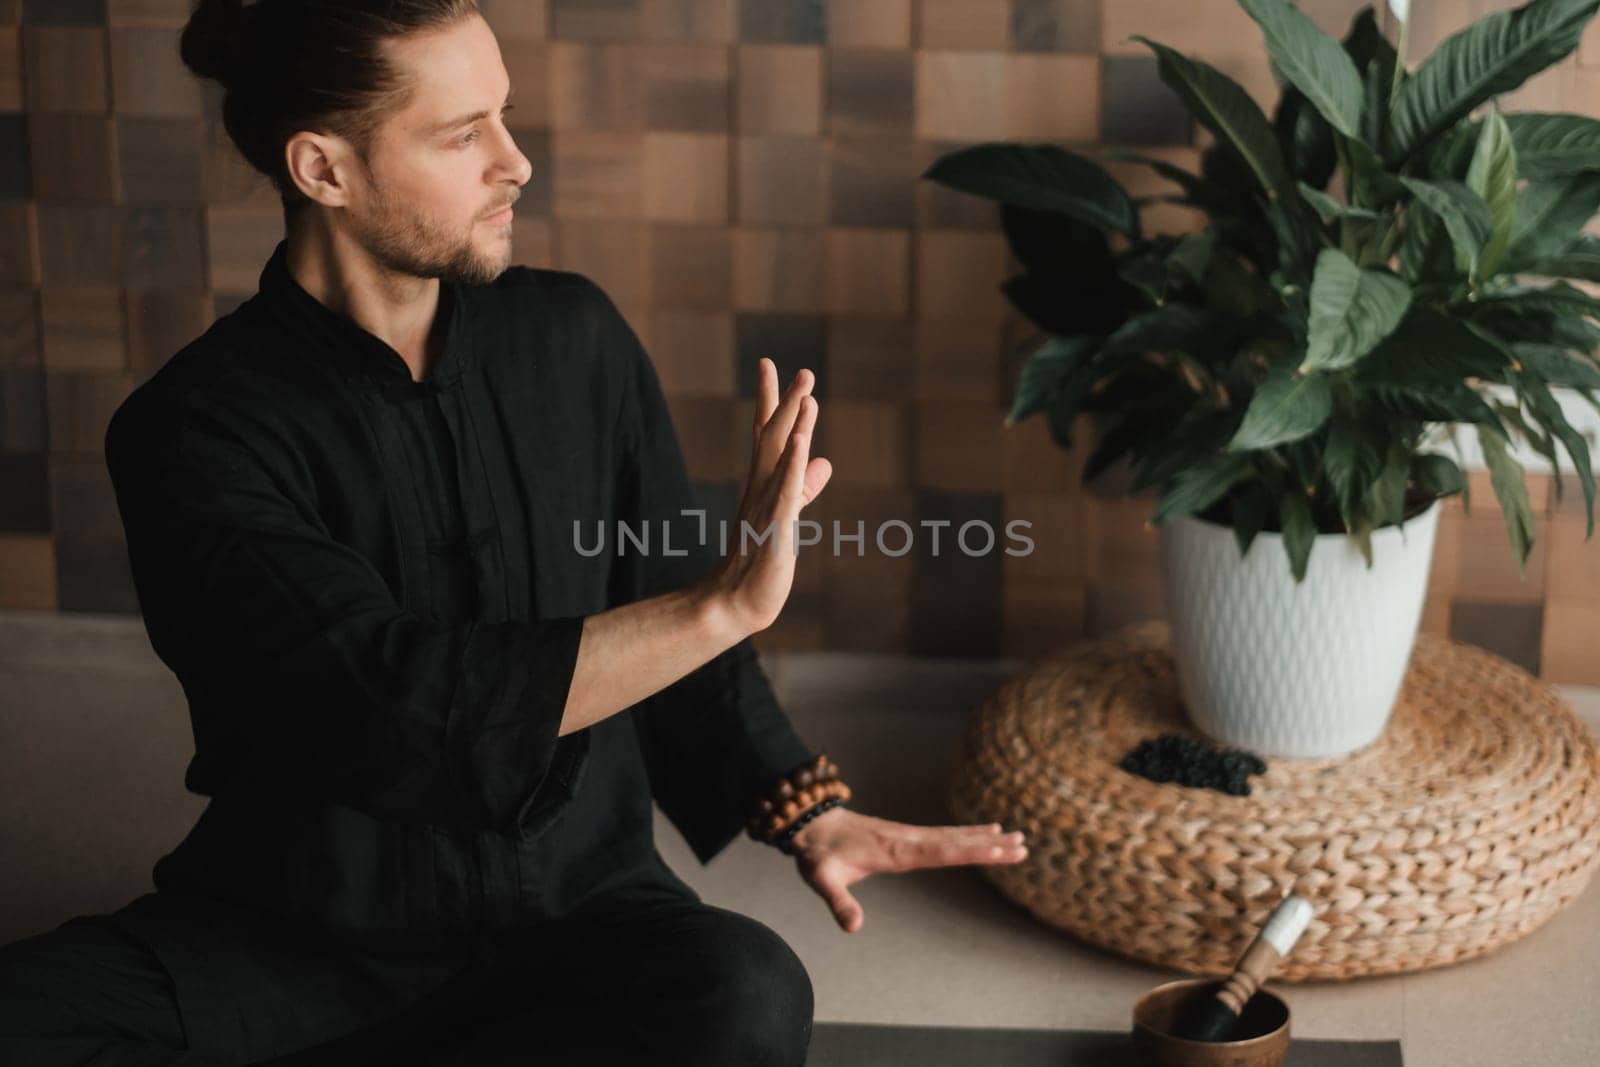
[734,227,824,312]
[0,201,39,284]
[648,308,735,395]
[46,369,133,456]
[0,365,45,451]
[1010,0,1101,53]
[736,45,821,134]
[1450,600,1543,675]
[737,135,828,225]
[478,0,549,39]
[827,50,914,138]
[23,0,105,22]
[1101,144,1207,234]
[738,0,824,44]
[550,42,645,129]
[916,230,1011,321]
[125,285,209,376]
[824,228,909,315]
[54,531,139,613]
[915,52,1005,141]
[828,136,918,229]
[0,26,21,111]
[1101,0,1261,58]
[734,312,826,396]
[917,0,1009,51]
[204,205,282,292]
[823,568,912,653]
[199,116,275,206]
[498,39,552,127]
[109,28,200,116]
[1540,597,1600,684]
[1544,511,1600,599]
[121,204,203,286]
[117,116,204,202]
[1455,510,1549,602]
[1004,410,1090,497]
[27,113,115,199]
[1102,55,1193,145]
[644,43,730,131]
[551,0,639,40]
[913,316,1005,406]
[37,203,118,284]
[1004,490,1087,583]
[22,26,107,112]
[825,315,913,401]
[650,222,731,307]
[0,534,57,611]
[0,113,26,196]
[1007,54,1098,140]
[41,284,122,371]
[911,487,1004,656]
[1085,577,1166,637]
[510,215,555,268]
[0,454,50,533]
[554,219,654,307]
[1090,496,1162,577]
[553,130,645,218]
[662,393,738,480]
[821,398,909,488]
[642,132,728,222]
[508,127,552,215]
[1003,578,1087,660]
[0,285,41,367]
[106,1,194,27]
[643,0,737,42]
[828,0,911,49]
[913,398,1004,492]
[814,485,918,579]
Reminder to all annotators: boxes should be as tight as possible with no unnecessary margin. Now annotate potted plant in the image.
[924,0,1600,758]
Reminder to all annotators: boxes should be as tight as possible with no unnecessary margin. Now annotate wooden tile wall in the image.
[5,0,1600,684]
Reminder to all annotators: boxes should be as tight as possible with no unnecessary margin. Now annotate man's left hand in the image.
[785,806,1028,934]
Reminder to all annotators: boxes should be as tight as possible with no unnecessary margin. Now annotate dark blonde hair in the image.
[180,0,482,217]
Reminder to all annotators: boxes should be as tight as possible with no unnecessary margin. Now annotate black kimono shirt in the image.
[97,240,816,1058]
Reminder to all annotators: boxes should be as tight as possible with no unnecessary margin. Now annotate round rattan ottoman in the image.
[948,620,1600,981]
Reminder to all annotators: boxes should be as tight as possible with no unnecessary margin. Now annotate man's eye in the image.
[457,129,480,147]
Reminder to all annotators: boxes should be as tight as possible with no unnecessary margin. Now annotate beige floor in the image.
[2,612,1597,1065]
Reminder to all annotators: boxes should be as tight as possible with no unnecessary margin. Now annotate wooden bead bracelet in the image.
[745,753,853,852]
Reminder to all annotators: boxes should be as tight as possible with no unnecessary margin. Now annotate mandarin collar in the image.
[256,239,472,395]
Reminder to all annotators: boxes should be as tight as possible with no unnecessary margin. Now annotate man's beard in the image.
[358,180,512,287]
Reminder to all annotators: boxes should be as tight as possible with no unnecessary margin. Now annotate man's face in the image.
[351,14,531,286]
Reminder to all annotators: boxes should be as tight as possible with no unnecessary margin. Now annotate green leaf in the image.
[1231,480,1274,557]
[1389,0,1600,162]
[1514,340,1600,390]
[1505,112,1600,179]
[922,144,1140,236]
[1503,172,1600,272]
[1272,89,1338,188]
[1524,234,1600,282]
[1005,336,1098,425]
[1298,182,1381,220]
[1520,371,1598,537]
[1399,177,1494,275]
[1166,232,1217,285]
[1465,106,1519,279]
[1411,452,1469,497]
[1343,6,1400,150]
[1228,359,1333,451]
[1303,248,1413,370]
[1476,423,1537,576]
[1473,282,1600,323]
[1238,0,1366,140]
[1132,35,1293,195]
[1153,451,1256,524]
[1368,438,1413,528]
[1278,483,1318,581]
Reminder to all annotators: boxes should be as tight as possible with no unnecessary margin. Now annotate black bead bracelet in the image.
[774,796,848,856]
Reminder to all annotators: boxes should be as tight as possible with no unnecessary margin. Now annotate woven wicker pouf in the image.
[948,620,1600,981]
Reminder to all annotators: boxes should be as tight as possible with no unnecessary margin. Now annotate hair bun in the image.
[180,0,248,85]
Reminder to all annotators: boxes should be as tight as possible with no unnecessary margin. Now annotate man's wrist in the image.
[688,584,750,653]
[786,803,848,853]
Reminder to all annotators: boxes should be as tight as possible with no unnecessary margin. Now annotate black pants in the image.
[0,883,814,1066]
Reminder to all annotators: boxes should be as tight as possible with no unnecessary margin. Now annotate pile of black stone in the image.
[1119,734,1268,796]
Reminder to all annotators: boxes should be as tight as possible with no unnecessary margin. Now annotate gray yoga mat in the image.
[807,1021,1403,1066]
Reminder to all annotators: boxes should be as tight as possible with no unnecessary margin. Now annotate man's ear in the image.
[284,131,357,210]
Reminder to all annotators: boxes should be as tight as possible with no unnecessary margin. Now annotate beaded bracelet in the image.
[744,753,853,851]
[772,796,848,856]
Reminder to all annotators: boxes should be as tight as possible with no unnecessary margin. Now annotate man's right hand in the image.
[701,358,833,638]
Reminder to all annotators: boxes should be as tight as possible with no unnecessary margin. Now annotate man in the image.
[0,3,1028,1064]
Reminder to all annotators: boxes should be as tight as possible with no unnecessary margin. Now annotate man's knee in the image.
[689,914,813,1067]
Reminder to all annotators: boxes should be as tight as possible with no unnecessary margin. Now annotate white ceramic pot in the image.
[1158,498,1442,758]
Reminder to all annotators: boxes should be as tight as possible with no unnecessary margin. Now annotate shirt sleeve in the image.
[590,281,818,865]
[104,380,587,837]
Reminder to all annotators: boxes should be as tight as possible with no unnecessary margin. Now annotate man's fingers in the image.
[815,877,865,934]
[751,357,778,448]
[909,828,1028,870]
[777,395,818,508]
[755,368,814,482]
